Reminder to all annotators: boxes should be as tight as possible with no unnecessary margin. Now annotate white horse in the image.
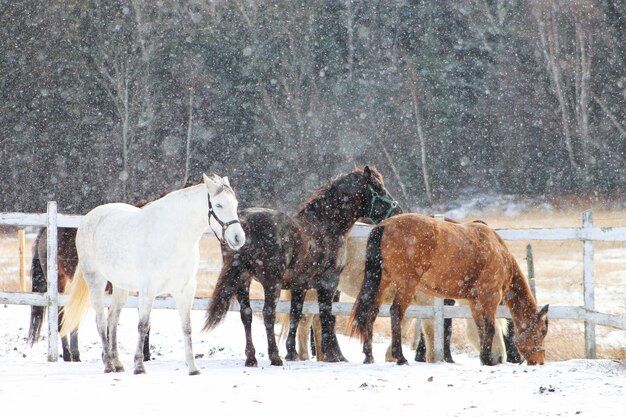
[60,174,245,375]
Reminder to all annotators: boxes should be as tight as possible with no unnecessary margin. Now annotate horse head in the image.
[203,173,246,250]
[358,166,401,223]
[514,304,549,365]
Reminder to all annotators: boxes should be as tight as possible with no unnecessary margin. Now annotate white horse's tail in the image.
[59,266,91,337]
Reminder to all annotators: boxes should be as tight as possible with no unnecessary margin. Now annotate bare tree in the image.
[402,59,433,205]
[532,0,599,186]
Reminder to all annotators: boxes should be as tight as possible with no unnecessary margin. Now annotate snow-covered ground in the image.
[1,304,624,417]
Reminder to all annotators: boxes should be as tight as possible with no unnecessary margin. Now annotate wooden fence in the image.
[1,202,625,362]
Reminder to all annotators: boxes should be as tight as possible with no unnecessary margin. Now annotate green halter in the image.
[368,184,398,222]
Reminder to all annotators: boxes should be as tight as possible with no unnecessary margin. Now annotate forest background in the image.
[1,0,624,214]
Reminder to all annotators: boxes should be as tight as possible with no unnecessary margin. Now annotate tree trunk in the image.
[183,87,194,185]
[535,3,581,180]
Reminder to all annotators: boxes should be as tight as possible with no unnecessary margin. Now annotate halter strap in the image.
[514,321,545,363]
[368,184,398,222]
[208,194,240,245]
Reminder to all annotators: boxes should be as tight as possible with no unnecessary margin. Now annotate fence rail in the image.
[1,204,625,362]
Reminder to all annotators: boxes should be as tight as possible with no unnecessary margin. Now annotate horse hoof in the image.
[133,368,146,375]
[397,358,409,366]
[363,357,375,364]
[323,352,342,363]
[189,369,201,376]
[271,358,283,366]
[285,352,299,362]
[115,366,125,373]
[245,358,258,367]
[104,365,115,373]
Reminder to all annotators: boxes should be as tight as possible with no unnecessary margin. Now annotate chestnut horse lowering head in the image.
[349,213,549,366]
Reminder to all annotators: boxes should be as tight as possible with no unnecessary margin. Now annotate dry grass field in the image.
[1,200,624,361]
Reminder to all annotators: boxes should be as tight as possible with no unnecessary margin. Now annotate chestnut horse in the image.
[281,234,508,364]
[349,213,549,366]
[204,166,400,367]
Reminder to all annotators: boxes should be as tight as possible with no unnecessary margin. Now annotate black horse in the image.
[204,166,400,366]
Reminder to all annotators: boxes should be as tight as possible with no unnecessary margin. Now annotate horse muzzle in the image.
[525,349,546,366]
[224,223,246,250]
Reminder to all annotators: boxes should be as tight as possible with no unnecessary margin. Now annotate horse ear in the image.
[538,304,549,319]
[203,173,219,195]
[183,175,195,187]
[222,176,231,188]
[363,166,372,179]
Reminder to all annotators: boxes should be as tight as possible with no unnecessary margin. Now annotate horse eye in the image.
[216,203,223,209]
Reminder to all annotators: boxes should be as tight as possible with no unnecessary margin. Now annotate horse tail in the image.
[59,266,91,337]
[203,258,242,332]
[28,246,46,346]
[348,225,385,341]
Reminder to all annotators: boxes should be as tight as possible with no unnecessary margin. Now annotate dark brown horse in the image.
[349,213,549,366]
[204,166,400,366]
[28,228,81,361]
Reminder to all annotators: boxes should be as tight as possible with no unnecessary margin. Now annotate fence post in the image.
[525,244,536,300]
[433,297,444,362]
[46,202,59,362]
[18,229,27,291]
[433,214,445,362]
[582,210,596,359]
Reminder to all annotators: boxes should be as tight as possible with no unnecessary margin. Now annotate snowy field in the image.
[1,304,624,417]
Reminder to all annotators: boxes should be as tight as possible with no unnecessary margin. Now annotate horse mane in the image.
[134,176,203,208]
[295,166,384,216]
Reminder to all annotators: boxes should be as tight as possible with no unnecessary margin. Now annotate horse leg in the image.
[390,296,409,365]
[491,319,507,364]
[133,294,154,374]
[84,272,113,373]
[317,286,346,362]
[60,335,71,362]
[504,318,522,363]
[414,327,427,362]
[174,280,200,375]
[386,317,415,362]
[236,283,257,367]
[262,283,283,366]
[361,305,377,364]
[69,330,80,362]
[108,288,128,372]
[311,314,323,361]
[285,288,305,361]
[469,302,497,366]
[58,302,80,362]
[296,314,312,360]
[143,325,151,361]
[443,299,455,363]
[479,317,496,366]
[56,306,71,362]
[421,319,435,363]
